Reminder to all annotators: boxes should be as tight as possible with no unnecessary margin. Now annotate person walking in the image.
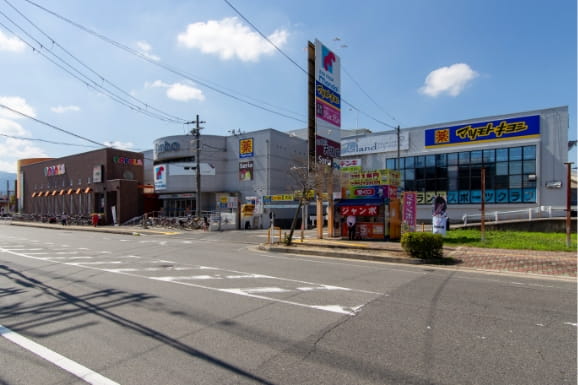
[346,215,356,240]
[61,212,67,226]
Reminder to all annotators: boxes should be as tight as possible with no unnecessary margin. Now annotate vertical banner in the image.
[239,160,254,181]
[402,192,417,232]
[313,39,341,166]
[154,164,167,191]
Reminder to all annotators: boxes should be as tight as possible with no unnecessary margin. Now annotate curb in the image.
[259,243,422,265]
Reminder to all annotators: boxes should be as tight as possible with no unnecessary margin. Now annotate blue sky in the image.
[0,0,575,173]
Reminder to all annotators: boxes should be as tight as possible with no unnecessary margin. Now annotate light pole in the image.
[564,162,573,248]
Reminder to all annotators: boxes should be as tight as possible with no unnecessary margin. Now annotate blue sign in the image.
[425,115,540,148]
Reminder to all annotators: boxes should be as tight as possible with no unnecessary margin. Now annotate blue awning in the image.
[334,198,386,207]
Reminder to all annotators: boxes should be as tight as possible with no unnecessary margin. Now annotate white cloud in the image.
[177,17,288,62]
[104,140,135,150]
[50,105,80,114]
[146,80,205,102]
[0,96,36,119]
[136,40,160,61]
[0,30,26,53]
[419,63,478,97]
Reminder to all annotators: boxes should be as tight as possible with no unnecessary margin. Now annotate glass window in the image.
[405,169,415,180]
[523,145,536,160]
[523,160,536,174]
[509,175,522,188]
[483,149,495,164]
[447,153,458,166]
[496,162,508,176]
[509,147,522,161]
[415,156,425,168]
[470,150,482,164]
[509,161,522,175]
[459,152,470,165]
[496,148,508,162]
[436,153,447,167]
[405,156,414,168]
[495,175,509,189]
[448,166,458,190]
[398,157,405,169]
[386,159,396,169]
[426,155,435,167]
[458,168,470,189]
[426,166,436,178]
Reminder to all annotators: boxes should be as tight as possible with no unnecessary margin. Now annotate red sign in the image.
[340,205,379,216]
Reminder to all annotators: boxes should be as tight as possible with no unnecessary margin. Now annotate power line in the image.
[0,102,106,147]
[0,133,99,148]
[223,0,400,130]
[0,1,187,124]
[22,0,307,124]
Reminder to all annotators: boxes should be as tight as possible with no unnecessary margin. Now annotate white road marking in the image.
[0,324,119,385]
[564,322,577,327]
[0,247,379,316]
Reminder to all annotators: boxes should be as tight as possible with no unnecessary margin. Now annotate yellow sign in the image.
[343,169,400,187]
[271,194,294,201]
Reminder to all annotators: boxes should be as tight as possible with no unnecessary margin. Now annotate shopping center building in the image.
[339,106,570,223]
[19,148,145,225]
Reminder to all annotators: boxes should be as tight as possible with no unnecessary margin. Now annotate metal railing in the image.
[461,206,572,225]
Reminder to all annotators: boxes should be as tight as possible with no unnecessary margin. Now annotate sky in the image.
[0,0,576,174]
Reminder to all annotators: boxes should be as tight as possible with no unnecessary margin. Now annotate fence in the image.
[461,206,572,225]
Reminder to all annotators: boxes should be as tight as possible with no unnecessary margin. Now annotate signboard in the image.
[402,192,417,232]
[341,132,409,156]
[44,164,66,177]
[169,163,216,176]
[339,158,362,172]
[314,39,341,165]
[343,185,388,200]
[154,164,167,190]
[315,135,341,165]
[92,165,103,183]
[343,169,400,187]
[239,138,254,158]
[339,205,379,216]
[425,115,540,148]
[239,161,254,181]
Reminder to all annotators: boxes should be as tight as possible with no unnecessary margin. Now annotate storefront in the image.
[19,148,144,225]
[340,106,570,222]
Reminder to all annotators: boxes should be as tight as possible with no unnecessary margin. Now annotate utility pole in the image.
[186,115,205,217]
[564,162,573,248]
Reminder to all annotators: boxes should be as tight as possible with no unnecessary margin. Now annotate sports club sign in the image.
[314,39,341,164]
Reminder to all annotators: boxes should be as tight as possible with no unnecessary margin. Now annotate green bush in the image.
[401,232,444,260]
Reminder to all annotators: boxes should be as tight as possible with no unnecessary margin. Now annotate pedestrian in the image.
[202,216,208,231]
[61,212,67,226]
[92,213,99,227]
[346,215,356,240]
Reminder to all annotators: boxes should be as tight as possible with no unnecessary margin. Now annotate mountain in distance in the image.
[0,171,17,195]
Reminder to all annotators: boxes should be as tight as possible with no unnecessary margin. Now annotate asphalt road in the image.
[0,226,575,385]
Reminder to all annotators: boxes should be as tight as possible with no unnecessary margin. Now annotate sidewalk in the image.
[5,220,577,280]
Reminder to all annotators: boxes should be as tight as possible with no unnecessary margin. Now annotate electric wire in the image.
[0,102,106,147]
[223,0,400,130]
[22,0,307,124]
[0,133,99,148]
[0,1,187,124]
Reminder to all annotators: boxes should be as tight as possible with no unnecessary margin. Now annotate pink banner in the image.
[402,192,417,231]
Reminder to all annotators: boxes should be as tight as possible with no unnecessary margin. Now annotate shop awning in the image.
[59,190,65,195]
[51,190,57,196]
[334,199,384,217]
[75,188,82,194]
[32,192,37,198]
[45,191,50,197]
[84,187,92,194]
[66,188,73,195]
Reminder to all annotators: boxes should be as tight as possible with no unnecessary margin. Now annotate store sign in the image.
[239,138,254,158]
[339,158,362,172]
[113,156,143,166]
[341,132,409,156]
[402,192,417,231]
[92,165,103,183]
[425,115,540,148]
[316,135,341,165]
[44,164,65,177]
[239,161,254,181]
[154,164,167,190]
[343,169,400,187]
[155,141,180,154]
[343,185,388,200]
[339,205,379,216]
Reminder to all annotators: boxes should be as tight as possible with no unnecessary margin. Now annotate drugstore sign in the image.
[425,115,540,148]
